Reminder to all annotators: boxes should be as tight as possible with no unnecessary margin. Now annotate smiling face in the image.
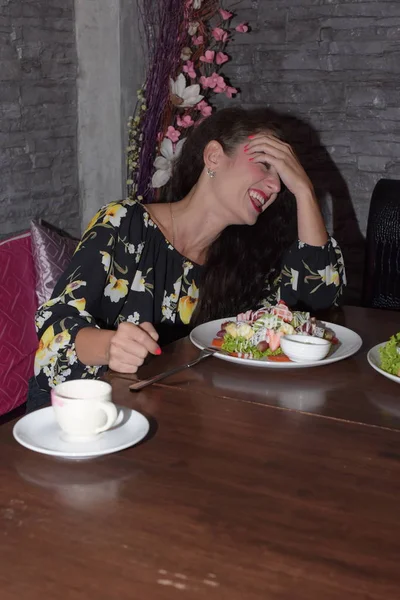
[204,136,281,226]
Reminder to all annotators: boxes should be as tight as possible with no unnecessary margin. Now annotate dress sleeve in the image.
[276,237,346,311]
[34,201,131,391]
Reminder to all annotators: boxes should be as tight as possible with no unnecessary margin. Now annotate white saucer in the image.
[13,406,150,460]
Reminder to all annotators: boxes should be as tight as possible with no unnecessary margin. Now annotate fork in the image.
[129,347,217,392]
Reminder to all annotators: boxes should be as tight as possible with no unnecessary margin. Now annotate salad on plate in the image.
[379,333,400,377]
[211,300,338,361]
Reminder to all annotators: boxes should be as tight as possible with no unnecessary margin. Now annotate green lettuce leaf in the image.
[379,333,400,376]
[222,334,283,359]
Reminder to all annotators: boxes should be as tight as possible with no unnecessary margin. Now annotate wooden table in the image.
[1,306,400,599]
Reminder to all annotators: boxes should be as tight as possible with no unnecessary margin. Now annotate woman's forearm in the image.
[75,327,114,366]
[295,187,329,247]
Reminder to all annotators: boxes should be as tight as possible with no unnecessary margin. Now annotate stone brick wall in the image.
[219,0,400,302]
[0,0,79,240]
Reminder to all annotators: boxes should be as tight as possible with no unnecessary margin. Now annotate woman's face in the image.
[211,137,281,226]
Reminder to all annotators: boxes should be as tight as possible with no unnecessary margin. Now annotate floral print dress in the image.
[34,198,346,392]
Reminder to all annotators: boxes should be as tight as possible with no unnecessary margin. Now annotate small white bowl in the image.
[280,334,331,363]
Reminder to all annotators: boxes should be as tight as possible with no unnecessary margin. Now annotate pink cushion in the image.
[0,232,38,416]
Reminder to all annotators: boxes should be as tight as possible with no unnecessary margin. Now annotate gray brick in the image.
[0,0,79,239]
[22,25,74,45]
[357,156,390,172]
[32,136,75,153]
[0,81,20,102]
[350,135,400,157]
[21,82,74,105]
[0,59,20,81]
[246,81,345,108]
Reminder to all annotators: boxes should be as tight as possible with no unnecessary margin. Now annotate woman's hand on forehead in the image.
[244,133,312,198]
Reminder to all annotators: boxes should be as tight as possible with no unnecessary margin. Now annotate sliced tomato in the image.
[211,337,224,349]
[268,355,292,362]
[268,330,282,352]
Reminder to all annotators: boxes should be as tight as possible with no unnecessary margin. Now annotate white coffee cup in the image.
[51,380,118,441]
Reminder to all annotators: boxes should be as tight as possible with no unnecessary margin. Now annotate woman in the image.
[31,107,346,404]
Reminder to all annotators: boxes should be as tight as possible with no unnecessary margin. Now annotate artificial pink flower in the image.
[192,35,204,46]
[219,9,233,20]
[212,27,228,42]
[197,100,212,117]
[183,60,196,79]
[165,126,181,143]
[216,52,229,65]
[200,50,215,64]
[199,75,210,89]
[225,86,238,98]
[235,23,249,33]
[207,72,226,91]
[177,114,195,128]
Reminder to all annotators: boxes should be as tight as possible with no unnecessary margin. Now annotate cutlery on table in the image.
[129,347,217,391]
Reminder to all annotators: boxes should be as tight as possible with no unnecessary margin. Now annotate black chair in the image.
[362,179,400,309]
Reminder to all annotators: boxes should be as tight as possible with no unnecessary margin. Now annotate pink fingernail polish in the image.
[155,348,162,356]
[244,144,249,152]
[248,157,255,161]
[248,135,255,139]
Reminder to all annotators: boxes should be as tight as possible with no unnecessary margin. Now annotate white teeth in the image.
[249,191,266,205]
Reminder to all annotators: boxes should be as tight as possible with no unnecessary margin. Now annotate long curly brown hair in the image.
[160,107,298,324]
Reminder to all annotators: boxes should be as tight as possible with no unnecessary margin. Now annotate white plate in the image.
[13,406,150,459]
[367,342,400,385]
[190,319,362,369]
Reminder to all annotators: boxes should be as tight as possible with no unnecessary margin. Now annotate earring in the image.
[206,167,216,178]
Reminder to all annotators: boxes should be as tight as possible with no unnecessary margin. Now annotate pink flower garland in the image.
[151,1,250,189]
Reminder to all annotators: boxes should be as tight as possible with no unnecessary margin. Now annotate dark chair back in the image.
[362,179,400,309]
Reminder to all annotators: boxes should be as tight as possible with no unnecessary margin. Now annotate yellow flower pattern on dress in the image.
[67,298,87,313]
[104,275,129,303]
[34,200,346,393]
[178,280,199,324]
[35,325,71,379]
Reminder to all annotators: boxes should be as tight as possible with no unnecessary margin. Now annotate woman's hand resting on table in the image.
[107,322,161,374]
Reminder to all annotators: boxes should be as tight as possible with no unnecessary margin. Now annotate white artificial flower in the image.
[181,47,192,61]
[193,0,202,8]
[151,137,185,188]
[188,21,199,36]
[170,73,203,108]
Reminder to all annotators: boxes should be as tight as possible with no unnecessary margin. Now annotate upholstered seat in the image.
[362,179,400,310]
